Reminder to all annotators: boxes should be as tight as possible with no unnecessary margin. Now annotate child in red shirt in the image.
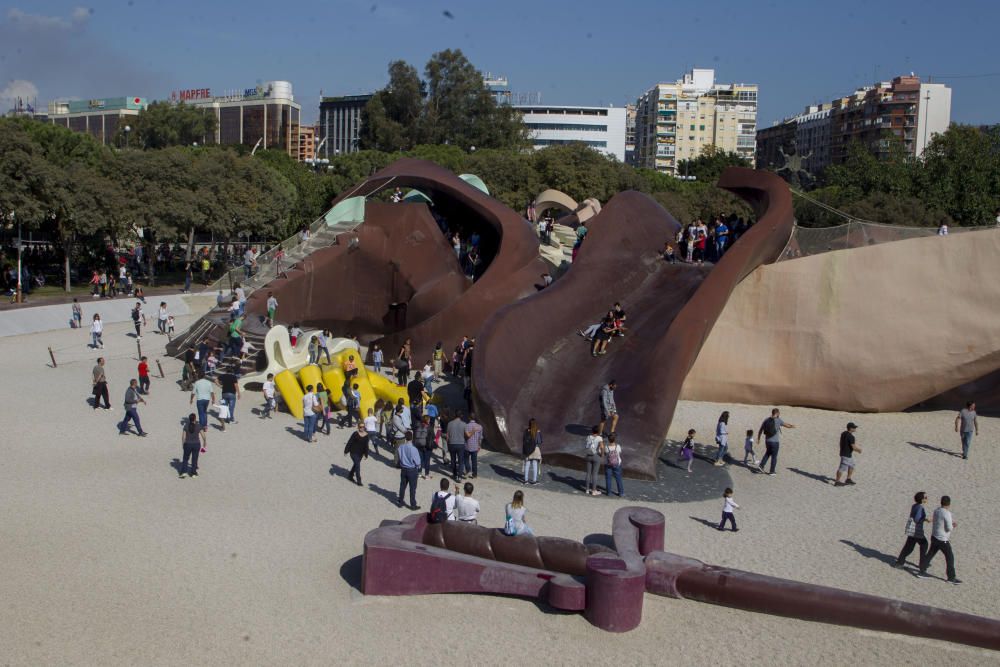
[138,356,151,394]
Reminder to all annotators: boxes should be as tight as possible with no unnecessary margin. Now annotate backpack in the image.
[607,445,621,468]
[428,493,451,524]
[763,418,778,438]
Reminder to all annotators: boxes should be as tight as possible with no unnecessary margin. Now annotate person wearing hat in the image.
[834,422,862,487]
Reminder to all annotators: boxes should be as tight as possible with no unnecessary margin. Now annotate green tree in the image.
[676,146,750,183]
[822,138,915,198]
[118,101,218,149]
[359,61,424,152]
[918,125,1000,225]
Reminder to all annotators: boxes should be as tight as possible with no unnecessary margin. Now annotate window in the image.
[526,123,608,132]
[690,124,695,130]
[699,125,705,131]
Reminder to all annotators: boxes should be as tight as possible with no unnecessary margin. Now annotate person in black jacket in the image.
[414,414,434,479]
[344,423,370,486]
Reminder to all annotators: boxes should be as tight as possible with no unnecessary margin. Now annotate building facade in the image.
[634,69,758,175]
[624,104,636,165]
[47,96,147,145]
[298,124,316,162]
[318,94,372,159]
[515,105,627,161]
[757,75,952,178]
[171,81,301,157]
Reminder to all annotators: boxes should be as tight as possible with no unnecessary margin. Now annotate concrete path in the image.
[0,294,214,337]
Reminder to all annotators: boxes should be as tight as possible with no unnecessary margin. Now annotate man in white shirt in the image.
[261,373,276,419]
[430,478,458,522]
[302,385,320,443]
[456,482,480,524]
[917,496,959,584]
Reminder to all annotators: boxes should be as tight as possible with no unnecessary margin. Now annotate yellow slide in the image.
[274,369,305,419]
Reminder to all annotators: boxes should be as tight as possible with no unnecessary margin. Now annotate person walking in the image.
[190,372,215,432]
[954,401,978,460]
[602,434,624,496]
[344,422,370,486]
[266,292,278,328]
[893,491,931,569]
[446,412,468,481]
[397,432,421,510]
[157,301,169,335]
[432,342,445,379]
[316,383,330,435]
[598,381,619,436]
[91,357,111,410]
[414,414,433,480]
[71,299,82,329]
[179,414,206,478]
[118,379,148,437]
[718,487,740,531]
[463,414,483,479]
[216,365,240,431]
[90,313,104,349]
[137,356,151,395]
[917,496,960,584]
[714,411,730,466]
[503,490,534,536]
[522,418,542,485]
[302,384,320,443]
[364,407,381,455]
[678,429,695,474]
[743,429,758,467]
[584,426,603,495]
[396,341,411,386]
[371,344,384,375]
[261,373,276,419]
[834,422,862,486]
[756,408,795,475]
[130,302,143,339]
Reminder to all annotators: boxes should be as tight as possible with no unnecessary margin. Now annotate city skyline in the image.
[2,0,998,127]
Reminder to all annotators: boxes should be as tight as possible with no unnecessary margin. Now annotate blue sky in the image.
[2,0,999,127]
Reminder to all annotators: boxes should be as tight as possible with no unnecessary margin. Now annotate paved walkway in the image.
[0,293,212,338]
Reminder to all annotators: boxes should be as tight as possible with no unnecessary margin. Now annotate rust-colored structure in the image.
[472,168,794,479]
[361,506,1000,647]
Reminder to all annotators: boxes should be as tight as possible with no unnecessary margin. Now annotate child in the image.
[166,315,175,337]
[266,291,278,328]
[663,242,677,264]
[206,349,219,374]
[71,299,82,328]
[371,344,384,374]
[678,429,695,474]
[743,429,758,467]
[364,407,380,454]
[262,373,276,418]
[289,322,302,347]
[719,487,739,532]
[134,284,146,305]
[137,356,151,394]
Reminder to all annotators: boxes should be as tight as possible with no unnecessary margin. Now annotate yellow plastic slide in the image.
[274,369,305,419]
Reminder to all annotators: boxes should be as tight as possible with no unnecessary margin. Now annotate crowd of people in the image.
[670,213,753,265]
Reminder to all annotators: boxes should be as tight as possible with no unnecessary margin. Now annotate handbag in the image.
[216,403,230,420]
[904,517,916,537]
[504,515,517,536]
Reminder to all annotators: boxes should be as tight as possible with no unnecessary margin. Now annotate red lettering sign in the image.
[175,88,212,101]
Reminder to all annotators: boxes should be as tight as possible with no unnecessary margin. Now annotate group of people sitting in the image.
[577,302,627,357]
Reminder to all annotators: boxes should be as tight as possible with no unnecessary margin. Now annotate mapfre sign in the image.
[171,88,212,102]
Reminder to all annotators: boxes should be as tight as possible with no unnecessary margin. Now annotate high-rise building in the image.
[515,105,627,161]
[756,75,951,177]
[624,104,636,165]
[298,124,317,163]
[317,94,372,159]
[47,96,147,145]
[634,69,758,176]
[171,81,301,157]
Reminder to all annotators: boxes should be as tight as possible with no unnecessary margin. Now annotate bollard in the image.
[48,346,57,368]
[156,359,165,378]
[136,339,142,360]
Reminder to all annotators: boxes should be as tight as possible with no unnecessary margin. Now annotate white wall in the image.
[916,83,952,157]
[517,106,628,162]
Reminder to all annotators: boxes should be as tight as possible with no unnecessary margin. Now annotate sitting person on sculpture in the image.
[662,242,677,264]
[591,311,616,357]
[504,490,533,536]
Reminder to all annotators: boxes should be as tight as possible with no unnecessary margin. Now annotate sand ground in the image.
[2,314,998,666]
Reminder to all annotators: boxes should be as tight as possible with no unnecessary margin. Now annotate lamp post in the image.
[124,125,131,149]
[14,212,22,304]
[922,90,931,157]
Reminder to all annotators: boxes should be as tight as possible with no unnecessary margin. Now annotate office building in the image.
[515,105,628,161]
[317,94,372,159]
[171,80,301,157]
[47,96,147,145]
[756,75,952,177]
[634,69,758,176]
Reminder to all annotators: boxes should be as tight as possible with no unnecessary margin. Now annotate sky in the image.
[2,0,999,127]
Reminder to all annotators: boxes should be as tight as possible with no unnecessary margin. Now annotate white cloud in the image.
[0,79,40,104]
[5,6,91,31]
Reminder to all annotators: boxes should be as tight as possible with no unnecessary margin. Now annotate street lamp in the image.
[922,90,931,157]
[14,212,22,304]
[124,125,131,149]
[251,137,264,156]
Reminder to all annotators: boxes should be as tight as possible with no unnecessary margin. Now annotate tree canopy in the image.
[115,101,219,149]
[360,50,528,153]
